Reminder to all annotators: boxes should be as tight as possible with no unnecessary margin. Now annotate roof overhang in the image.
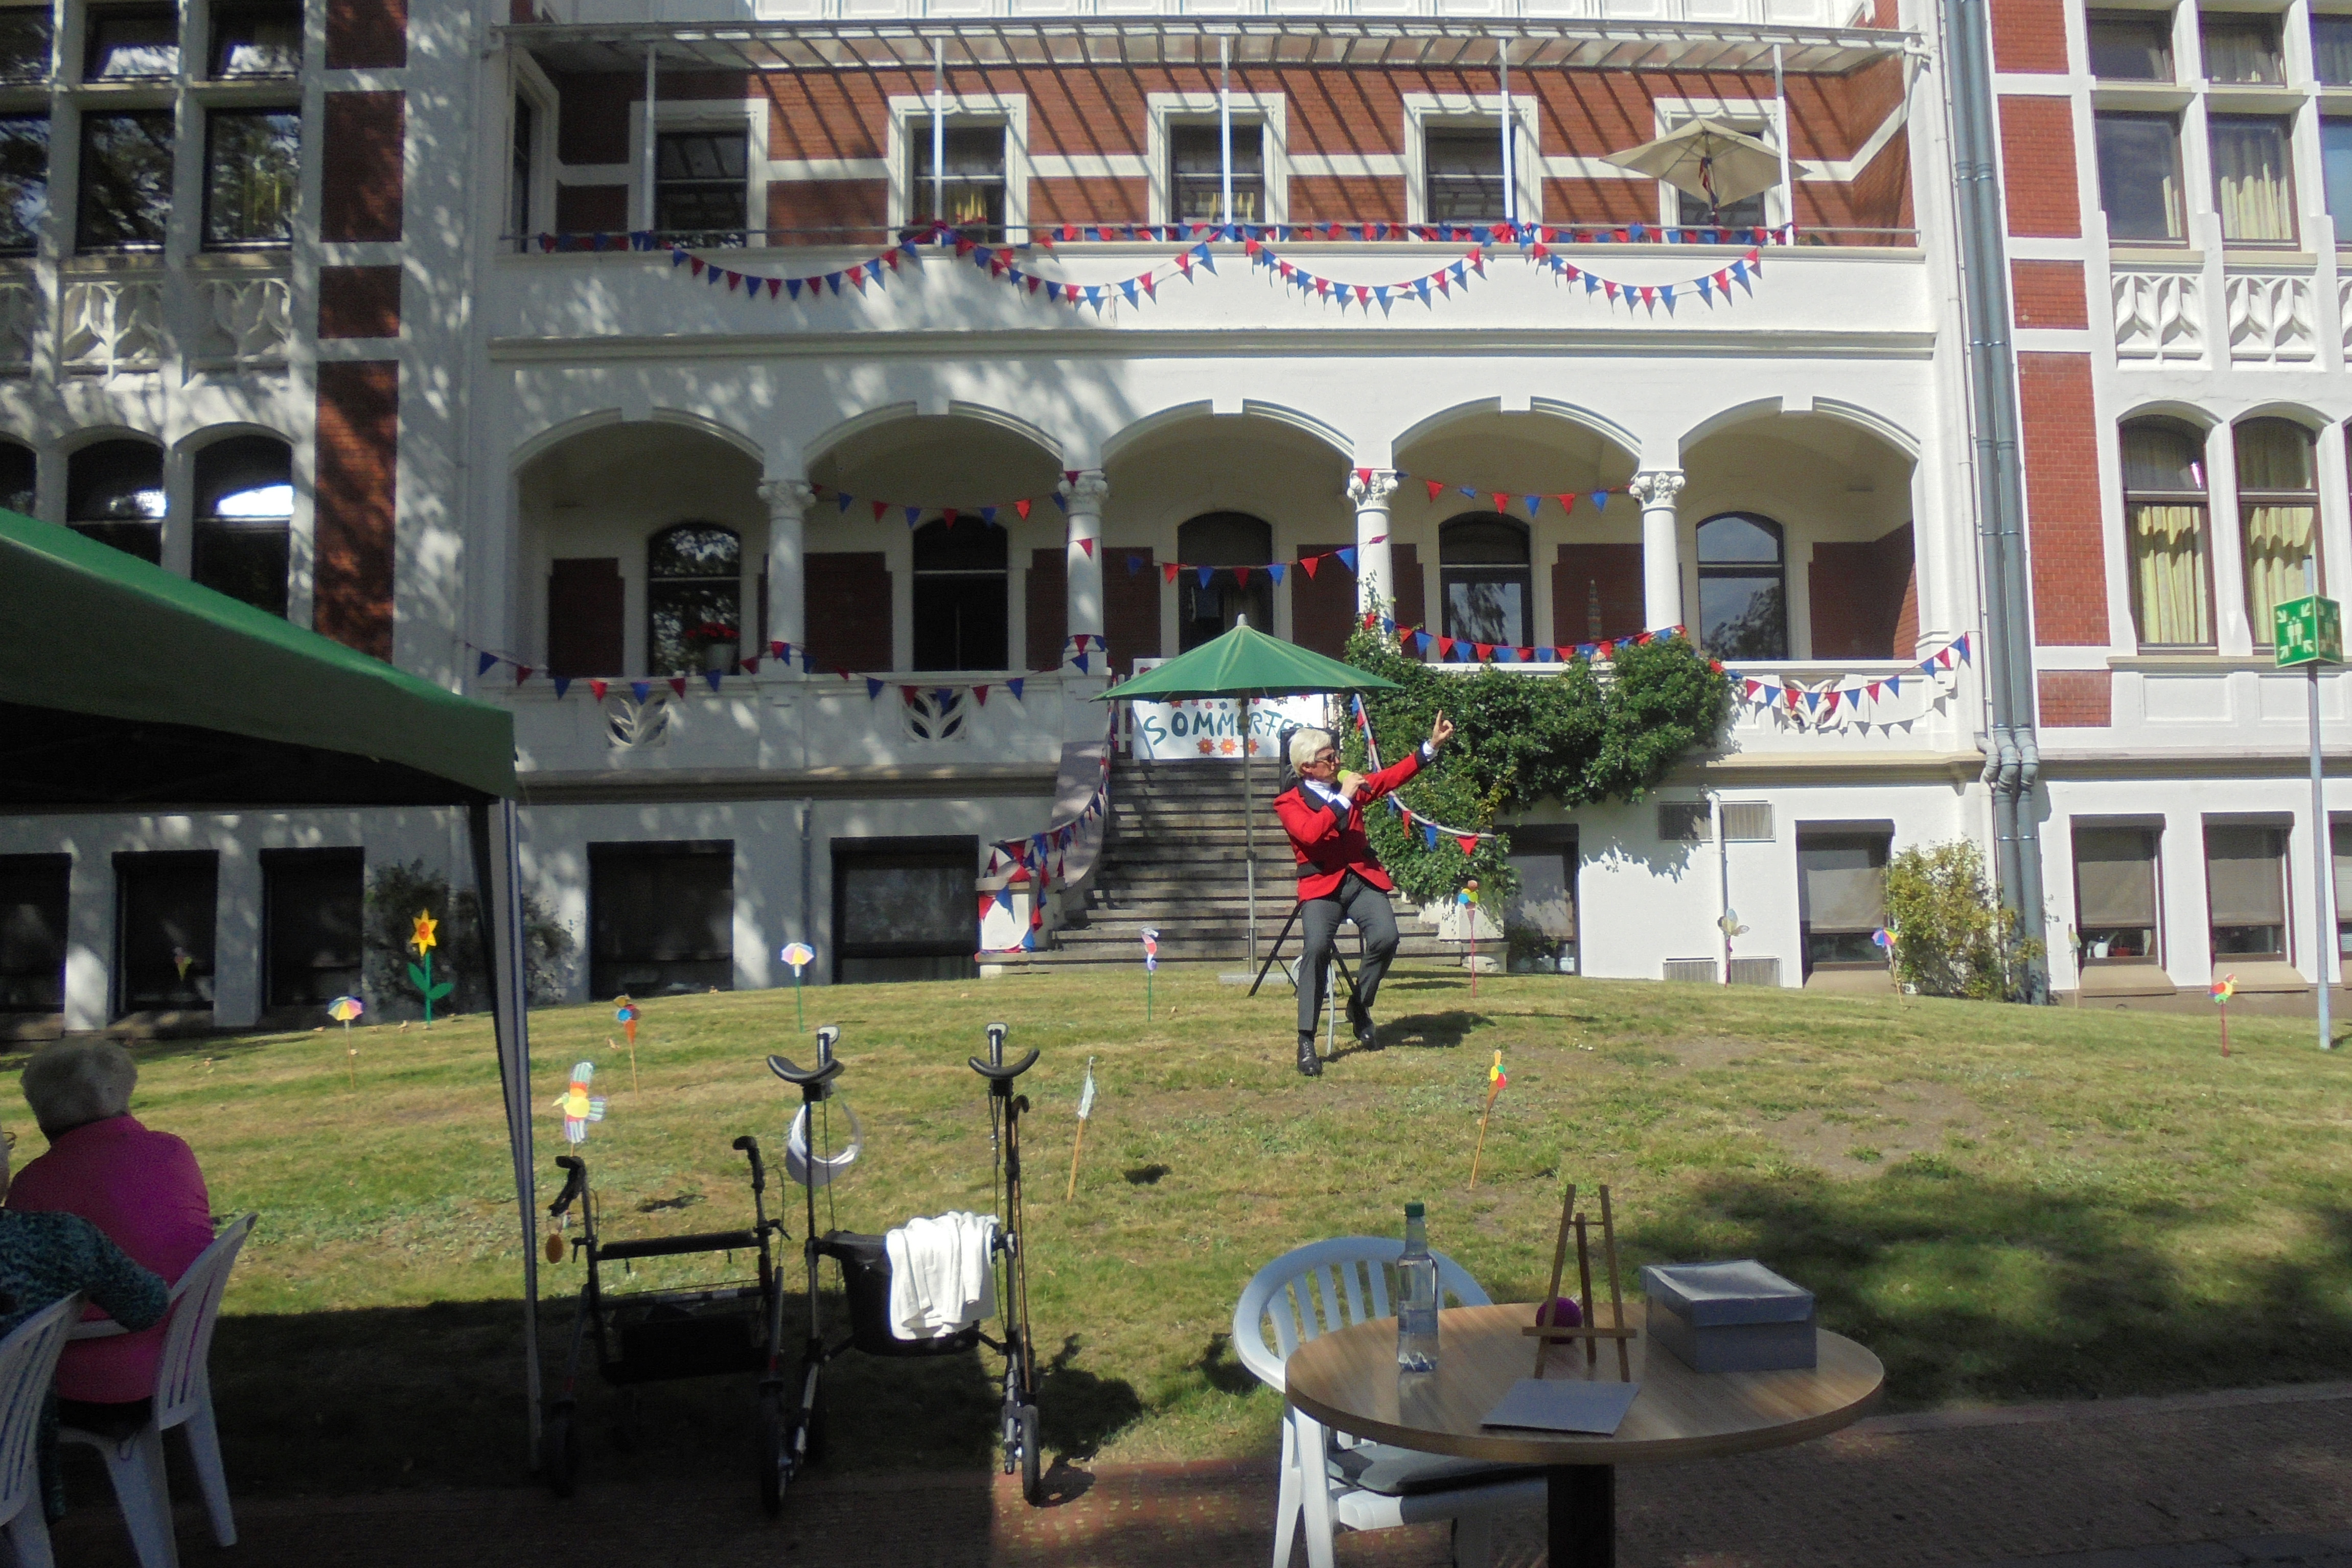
[502,16,1918,78]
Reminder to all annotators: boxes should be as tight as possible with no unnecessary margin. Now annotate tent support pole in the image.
[471,798,541,1468]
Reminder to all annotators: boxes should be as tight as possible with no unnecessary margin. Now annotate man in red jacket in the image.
[1273,710,1455,1076]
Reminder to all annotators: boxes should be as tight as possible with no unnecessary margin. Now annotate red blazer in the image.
[1272,748,1424,901]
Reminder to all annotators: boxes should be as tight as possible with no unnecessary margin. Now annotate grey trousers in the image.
[1298,873,1402,1033]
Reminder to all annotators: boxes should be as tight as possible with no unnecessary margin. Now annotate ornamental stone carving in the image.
[757,477,815,519]
[1629,470,1687,509]
[1346,469,1401,506]
[1058,470,1109,511]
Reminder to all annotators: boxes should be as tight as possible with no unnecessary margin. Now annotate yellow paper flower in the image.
[410,911,439,954]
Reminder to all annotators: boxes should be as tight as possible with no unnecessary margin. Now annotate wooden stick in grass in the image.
[1600,1185,1630,1380]
[1533,1182,1576,1378]
[612,1035,636,1095]
[1065,1057,1098,1201]
[1575,1212,1597,1369]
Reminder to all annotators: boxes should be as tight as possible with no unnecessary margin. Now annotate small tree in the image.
[1884,840,2042,1002]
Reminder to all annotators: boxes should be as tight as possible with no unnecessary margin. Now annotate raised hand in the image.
[1429,711,1456,749]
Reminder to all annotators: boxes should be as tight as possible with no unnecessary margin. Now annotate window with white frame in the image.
[2200,11,2284,83]
[2095,112,2185,243]
[2122,419,2212,648]
[2235,419,2319,645]
[1651,106,1779,231]
[1423,124,1508,225]
[207,0,299,78]
[910,122,1006,237]
[0,6,47,84]
[1169,121,1262,224]
[203,107,297,247]
[2088,9,2175,80]
[655,129,749,245]
[2209,114,2296,245]
[0,112,47,253]
[2315,12,2352,85]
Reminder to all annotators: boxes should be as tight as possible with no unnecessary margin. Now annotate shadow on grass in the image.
[1192,1332,1258,1396]
[1379,1010,1486,1049]
[1037,1333,1145,1462]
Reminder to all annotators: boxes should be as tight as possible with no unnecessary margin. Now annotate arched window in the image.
[1696,513,1788,660]
[647,522,741,676]
[1177,512,1274,652]
[2121,420,2210,648]
[0,440,32,517]
[911,516,1007,671]
[66,437,164,563]
[1439,513,1531,648]
[192,435,291,616]
[2235,417,2317,646]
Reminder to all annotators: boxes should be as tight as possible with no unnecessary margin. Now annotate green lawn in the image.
[44,967,2352,1496]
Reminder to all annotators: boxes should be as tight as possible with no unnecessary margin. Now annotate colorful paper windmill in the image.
[2211,973,2237,1057]
[615,995,639,1046]
[328,995,364,1024]
[553,1061,608,1144]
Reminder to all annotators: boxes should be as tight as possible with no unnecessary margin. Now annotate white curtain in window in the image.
[2243,504,2315,640]
[2211,120,2295,241]
[2131,503,2211,645]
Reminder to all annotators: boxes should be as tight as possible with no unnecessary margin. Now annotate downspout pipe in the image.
[1943,0,2048,998]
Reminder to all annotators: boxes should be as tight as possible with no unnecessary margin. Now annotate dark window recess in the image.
[78,109,172,248]
[1176,512,1274,652]
[209,0,300,77]
[192,435,292,616]
[2332,821,2352,958]
[834,837,978,984]
[648,522,740,676]
[67,439,164,563]
[589,842,734,997]
[0,854,68,1014]
[204,108,298,247]
[1798,832,1890,975]
[0,9,51,82]
[2318,14,2352,86]
[115,851,215,1015]
[548,557,625,678]
[2201,13,2283,83]
[0,440,32,516]
[654,130,747,244]
[261,848,362,1010]
[911,517,1007,671]
[1424,126,1507,224]
[2094,113,2185,243]
[1439,514,1531,648]
[511,96,535,249]
[2206,824,2288,957]
[910,123,1006,239]
[2088,10,2174,80]
[1170,121,1262,223]
[2075,825,2161,964]
[1502,833,1578,974]
[83,6,177,79]
[1696,512,1788,660]
[0,112,46,251]
[1677,181,1765,231]
[2323,118,2352,246]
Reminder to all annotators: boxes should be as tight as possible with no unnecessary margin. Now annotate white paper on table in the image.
[1480,1379,1642,1435]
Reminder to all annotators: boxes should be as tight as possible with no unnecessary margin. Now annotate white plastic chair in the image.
[61,1213,258,1568]
[1233,1237,1544,1568]
[0,1293,88,1568]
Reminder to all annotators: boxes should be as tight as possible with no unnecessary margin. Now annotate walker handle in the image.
[816,1024,840,1069]
[732,1135,766,1196]
[986,1021,1008,1067]
[548,1157,587,1218]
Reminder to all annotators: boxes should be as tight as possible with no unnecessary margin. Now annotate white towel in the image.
[884,1211,1000,1341]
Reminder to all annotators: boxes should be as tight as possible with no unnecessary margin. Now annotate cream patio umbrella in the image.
[1603,118,1784,219]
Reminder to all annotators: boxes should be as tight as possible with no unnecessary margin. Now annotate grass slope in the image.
[50,967,2352,1496]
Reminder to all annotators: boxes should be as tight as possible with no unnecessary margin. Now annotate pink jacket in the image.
[8,1116,213,1403]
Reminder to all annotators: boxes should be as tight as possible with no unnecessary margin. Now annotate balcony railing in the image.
[514,220,1916,256]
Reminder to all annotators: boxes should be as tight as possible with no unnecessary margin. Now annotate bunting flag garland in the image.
[463,636,1073,701]
[1388,469,1638,519]
[980,710,1121,953]
[1391,622,1687,667]
[1351,695,1503,849]
[1724,634,1973,731]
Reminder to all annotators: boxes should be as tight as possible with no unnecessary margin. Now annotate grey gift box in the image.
[1639,1260,1817,1374]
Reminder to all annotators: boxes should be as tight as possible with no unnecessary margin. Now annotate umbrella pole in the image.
[1244,695,1256,969]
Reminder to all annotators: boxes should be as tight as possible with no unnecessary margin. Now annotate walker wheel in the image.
[542,1406,579,1499]
[1019,1403,1043,1505]
[757,1390,789,1516]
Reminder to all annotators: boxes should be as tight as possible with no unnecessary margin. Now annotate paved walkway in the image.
[49,1382,2352,1566]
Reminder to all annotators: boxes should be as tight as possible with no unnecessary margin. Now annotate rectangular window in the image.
[1677,182,1766,232]
[589,841,734,997]
[2325,119,2352,245]
[1797,831,1891,974]
[0,113,47,253]
[261,848,362,1011]
[2206,823,2288,957]
[114,851,215,1017]
[1658,801,1712,843]
[2210,117,2296,244]
[2318,14,2352,84]
[2089,10,2175,79]
[0,8,51,82]
[2201,13,2284,83]
[2074,825,2161,964]
[1503,832,1578,974]
[2123,422,2212,647]
[2236,420,2319,646]
[209,0,300,77]
[2095,113,2185,242]
[1424,126,1506,225]
[1170,121,1262,224]
[0,854,68,1016]
[910,123,1005,238]
[2333,820,2352,957]
[83,5,177,79]
[77,110,172,249]
[203,108,297,247]
[834,837,978,984]
[654,128,747,245]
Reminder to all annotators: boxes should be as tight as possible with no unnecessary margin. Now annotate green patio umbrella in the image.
[1095,618,1401,965]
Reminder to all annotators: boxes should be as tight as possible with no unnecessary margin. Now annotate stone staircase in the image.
[1022,757,1460,967]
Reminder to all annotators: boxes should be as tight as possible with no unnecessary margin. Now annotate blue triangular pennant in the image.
[1267,562,1286,585]
[1592,492,1608,511]
[866,678,885,699]
[631,681,651,703]
[704,668,724,692]
[1007,677,1024,700]
[905,506,923,527]
[1337,547,1358,572]
[552,676,572,698]
[1073,652,1089,673]
[477,651,497,676]
[1197,566,1214,588]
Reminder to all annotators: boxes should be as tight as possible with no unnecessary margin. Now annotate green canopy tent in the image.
[1095,618,1399,965]
[0,510,550,1459]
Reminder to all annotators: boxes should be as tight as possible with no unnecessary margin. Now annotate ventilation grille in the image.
[1727,956,1782,987]
[1657,802,1711,843]
[1662,958,1718,983]
[1722,803,1775,842]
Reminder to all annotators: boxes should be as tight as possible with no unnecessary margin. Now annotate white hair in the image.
[21,1040,137,1137]
[1289,728,1335,770]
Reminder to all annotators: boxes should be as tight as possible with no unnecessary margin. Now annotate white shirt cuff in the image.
[1420,741,1436,760]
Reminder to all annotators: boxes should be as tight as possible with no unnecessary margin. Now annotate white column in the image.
[63,848,113,1033]
[1347,468,1399,619]
[1631,469,1687,633]
[1061,469,1108,661]
[211,846,262,1030]
[758,477,812,670]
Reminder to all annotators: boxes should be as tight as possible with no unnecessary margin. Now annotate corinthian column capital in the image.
[1629,470,1687,509]
[1347,468,1401,507]
[757,478,815,519]
[1058,469,1110,511]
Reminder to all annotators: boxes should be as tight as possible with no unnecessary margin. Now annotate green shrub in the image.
[1884,840,2043,1002]
[362,859,574,1017]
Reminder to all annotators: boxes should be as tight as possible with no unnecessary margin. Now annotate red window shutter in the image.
[1103,547,1160,675]
[804,552,891,672]
[1390,542,1424,635]
[546,558,624,677]
[1026,548,1067,672]
[1292,543,1356,657]
[1552,544,1641,643]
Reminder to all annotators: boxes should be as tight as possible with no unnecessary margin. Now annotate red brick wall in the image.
[1991,0,2070,73]
[316,266,400,339]
[2012,259,2088,328]
[1555,543,1643,643]
[325,0,405,70]
[803,554,891,672]
[1025,547,1067,672]
[1997,97,2080,238]
[320,93,405,244]
[1876,523,1920,658]
[2038,669,2112,727]
[314,362,399,661]
[1104,546,1161,675]
[767,182,888,238]
[2018,353,2109,645]
[1807,526,1917,658]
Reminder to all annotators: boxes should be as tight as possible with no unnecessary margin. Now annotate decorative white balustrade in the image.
[2111,270,2204,364]
[198,276,292,368]
[2223,273,2317,365]
[0,283,36,370]
[59,279,165,374]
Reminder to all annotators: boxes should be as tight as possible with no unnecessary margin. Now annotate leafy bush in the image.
[1884,840,2042,1002]
[362,859,574,1017]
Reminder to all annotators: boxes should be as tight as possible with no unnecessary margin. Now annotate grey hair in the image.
[1289,728,1335,770]
[22,1040,137,1136]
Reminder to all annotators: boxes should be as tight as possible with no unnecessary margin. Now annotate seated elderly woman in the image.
[6,1041,212,1416]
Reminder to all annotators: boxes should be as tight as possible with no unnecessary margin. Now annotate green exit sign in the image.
[2275,595,2343,667]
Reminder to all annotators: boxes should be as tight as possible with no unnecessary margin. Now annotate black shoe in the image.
[1347,999,1379,1049]
[1296,1033,1323,1077]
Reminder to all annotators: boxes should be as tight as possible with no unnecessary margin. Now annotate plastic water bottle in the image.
[1396,1201,1439,1372]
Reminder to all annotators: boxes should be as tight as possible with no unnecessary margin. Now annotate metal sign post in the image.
[2274,582,2341,1050]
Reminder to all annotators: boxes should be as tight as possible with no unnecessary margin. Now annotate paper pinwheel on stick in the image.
[406,912,453,1026]
[329,995,364,1087]
[554,1061,607,1145]
[1140,929,1159,1020]
[613,995,642,1090]
[2211,973,2237,1057]
[1470,1049,1507,1188]
[1066,1056,1098,1201]
[779,945,815,1031]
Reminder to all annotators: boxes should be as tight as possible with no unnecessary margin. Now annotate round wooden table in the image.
[1284,1301,1883,1567]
